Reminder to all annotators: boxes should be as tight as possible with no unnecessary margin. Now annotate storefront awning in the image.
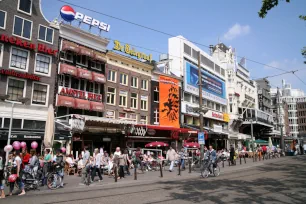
[92,72,106,84]
[59,63,78,76]
[135,124,197,133]
[90,101,104,112]
[77,68,92,81]
[62,40,80,53]
[75,98,91,110]
[94,52,107,62]
[84,116,137,125]
[79,46,93,58]
[57,95,75,108]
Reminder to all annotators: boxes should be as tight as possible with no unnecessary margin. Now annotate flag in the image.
[240,57,246,67]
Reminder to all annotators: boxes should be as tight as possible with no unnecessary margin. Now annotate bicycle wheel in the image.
[200,165,209,178]
[47,173,60,190]
[213,165,220,177]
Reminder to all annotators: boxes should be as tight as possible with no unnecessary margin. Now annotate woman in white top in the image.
[91,148,103,182]
[66,154,75,167]
[9,150,25,196]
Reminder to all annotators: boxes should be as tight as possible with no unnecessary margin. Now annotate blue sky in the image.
[42,0,306,91]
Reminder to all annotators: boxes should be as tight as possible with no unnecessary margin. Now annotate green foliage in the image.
[302,47,306,64]
[300,15,306,21]
[258,0,290,18]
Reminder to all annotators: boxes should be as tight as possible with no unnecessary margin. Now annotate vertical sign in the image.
[159,76,180,128]
[198,132,205,145]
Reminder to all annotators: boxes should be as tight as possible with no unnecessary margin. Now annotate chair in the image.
[64,162,76,176]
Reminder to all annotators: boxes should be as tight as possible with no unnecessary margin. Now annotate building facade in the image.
[169,36,229,149]
[0,0,59,150]
[297,102,306,143]
[256,78,272,114]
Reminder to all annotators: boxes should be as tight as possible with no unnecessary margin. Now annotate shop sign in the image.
[212,112,223,120]
[0,69,40,81]
[147,129,156,136]
[106,111,114,117]
[10,135,43,140]
[223,113,230,122]
[59,86,102,102]
[133,126,147,137]
[258,94,263,110]
[213,124,223,133]
[103,138,111,142]
[113,40,152,62]
[60,5,110,32]
[0,34,58,56]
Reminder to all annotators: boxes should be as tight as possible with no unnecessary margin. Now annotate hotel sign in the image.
[0,69,40,81]
[113,40,152,62]
[58,86,102,102]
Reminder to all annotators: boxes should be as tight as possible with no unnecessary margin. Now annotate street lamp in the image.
[0,95,29,165]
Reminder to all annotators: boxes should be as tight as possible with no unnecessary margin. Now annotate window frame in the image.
[17,0,32,16]
[130,92,138,109]
[141,79,148,91]
[154,108,159,125]
[153,86,159,103]
[6,76,27,103]
[119,73,128,86]
[131,76,138,88]
[60,51,74,63]
[118,112,127,119]
[76,54,88,67]
[9,46,30,72]
[90,60,102,71]
[38,24,54,45]
[13,15,33,40]
[106,110,115,119]
[140,115,147,125]
[0,43,3,67]
[107,70,117,83]
[141,95,148,111]
[31,81,49,107]
[129,113,137,122]
[0,10,7,30]
[119,90,128,107]
[106,86,116,105]
[34,53,52,77]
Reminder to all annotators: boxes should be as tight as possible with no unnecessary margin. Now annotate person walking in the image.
[166,146,176,172]
[53,149,64,188]
[81,147,90,184]
[8,150,25,196]
[230,145,235,165]
[0,149,5,199]
[92,148,103,182]
[43,149,52,186]
[123,149,131,176]
[178,147,186,170]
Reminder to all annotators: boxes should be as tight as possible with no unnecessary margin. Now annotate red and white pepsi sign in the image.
[60,5,111,32]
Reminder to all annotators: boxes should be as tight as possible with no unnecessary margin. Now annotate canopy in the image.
[183,142,200,148]
[254,139,269,144]
[43,104,55,148]
[145,141,169,148]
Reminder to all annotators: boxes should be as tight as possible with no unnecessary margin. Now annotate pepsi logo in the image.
[60,5,76,22]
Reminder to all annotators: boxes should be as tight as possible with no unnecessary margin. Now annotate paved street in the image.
[2,155,306,204]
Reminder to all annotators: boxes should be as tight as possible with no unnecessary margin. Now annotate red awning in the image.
[79,46,93,58]
[57,95,75,108]
[92,72,106,84]
[77,68,92,80]
[59,63,78,76]
[135,125,198,133]
[62,40,80,53]
[75,98,91,110]
[90,101,104,112]
[94,52,107,62]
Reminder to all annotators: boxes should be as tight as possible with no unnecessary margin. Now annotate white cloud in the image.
[223,23,251,40]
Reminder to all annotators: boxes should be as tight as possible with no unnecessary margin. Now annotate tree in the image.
[302,47,306,64]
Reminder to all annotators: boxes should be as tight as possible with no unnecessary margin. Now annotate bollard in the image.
[188,159,191,173]
[244,156,246,164]
[159,162,163,177]
[240,157,242,165]
[228,159,231,166]
[114,166,118,182]
[222,160,224,168]
[178,162,181,176]
[134,164,137,180]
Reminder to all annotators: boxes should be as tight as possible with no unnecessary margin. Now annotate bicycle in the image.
[200,159,220,178]
[83,166,92,186]
[47,166,64,190]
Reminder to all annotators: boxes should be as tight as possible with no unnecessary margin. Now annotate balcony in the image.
[239,107,274,127]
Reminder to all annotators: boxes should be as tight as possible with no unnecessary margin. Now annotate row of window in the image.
[184,93,227,113]
[59,75,102,94]
[106,87,148,111]
[0,11,54,43]
[107,70,148,90]
[5,77,49,106]
[297,110,306,117]
[0,45,52,76]
[108,58,150,74]
[0,117,45,129]
[105,110,147,124]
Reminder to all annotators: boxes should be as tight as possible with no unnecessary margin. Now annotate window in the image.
[141,79,148,90]
[76,55,88,67]
[184,44,191,56]
[216,104,221,111]
[23,120,45,129]
[18,0,32,15]
[107,87,116,105]
[192,96,199,104]
[106,110,115,118]
[141,95,148,110]
[7,78,25,101]
[184,93,191,102]
[119,90,127,107]
[221,68,225,76]
[107,70,116,82]
[35,54,51,75]
[90,60,102,71]
[10,47,29,71]
[140,115,147,124]
[0,10,7,29]
[119,112,127,119]
[154,87,159,102]
[13,16,32,40]
[131,77,138,88]
[60,51,74,63]
[154,108,159,125]
[86,81,100,94]
[192,49,198,59]
[129,113,137,122]
[131,93,138,109]
[32,83,48,106]
[58,75,70,87]
[4,118,22,129]
[0,43,3,67]
[38,25,54,44]
[120,73,128,86]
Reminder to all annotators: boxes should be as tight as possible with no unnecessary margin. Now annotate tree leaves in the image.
[258,0,290,18]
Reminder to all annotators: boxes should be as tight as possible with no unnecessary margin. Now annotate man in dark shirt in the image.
[230,145,235,165]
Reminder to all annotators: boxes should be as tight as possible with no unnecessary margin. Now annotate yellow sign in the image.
[223,113,230,122]
[113,40,152,62]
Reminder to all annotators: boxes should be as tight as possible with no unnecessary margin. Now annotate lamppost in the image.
[0,95,29,165]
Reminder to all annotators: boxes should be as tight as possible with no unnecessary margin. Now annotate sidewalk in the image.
[11,156,293,196]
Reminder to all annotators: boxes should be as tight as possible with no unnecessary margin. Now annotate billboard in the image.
[184,61,227,105]
[159,76,180,128]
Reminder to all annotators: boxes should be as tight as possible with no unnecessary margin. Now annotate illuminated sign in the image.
[0,34,58,56]
[113,40,152,62]
[59,86,102,102]
[60,5,110,32]
[0,69,40,81]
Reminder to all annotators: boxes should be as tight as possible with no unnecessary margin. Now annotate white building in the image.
[168,36,229,149]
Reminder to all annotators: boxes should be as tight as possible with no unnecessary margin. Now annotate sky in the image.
[42,0,306,91]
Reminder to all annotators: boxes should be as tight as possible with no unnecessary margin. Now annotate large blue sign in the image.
[185,61,227,105]
[198,132,205,145]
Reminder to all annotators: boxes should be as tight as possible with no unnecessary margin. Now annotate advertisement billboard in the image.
[184,61,227,105]
[159,76,180,128]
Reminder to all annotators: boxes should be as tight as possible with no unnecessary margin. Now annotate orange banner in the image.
[159,76,180,128]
